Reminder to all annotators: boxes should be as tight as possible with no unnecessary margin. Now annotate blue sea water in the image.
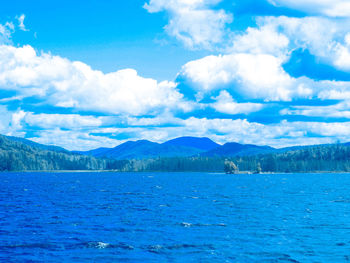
[1,172,350,262]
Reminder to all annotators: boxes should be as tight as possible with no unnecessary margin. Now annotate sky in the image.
[2,0,350,150]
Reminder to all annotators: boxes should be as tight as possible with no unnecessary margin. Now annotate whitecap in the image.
[87,241,110,249]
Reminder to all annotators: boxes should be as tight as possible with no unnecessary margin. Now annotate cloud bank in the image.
[2,3,350,151]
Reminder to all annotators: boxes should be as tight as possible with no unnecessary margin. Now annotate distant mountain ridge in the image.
[202,142,275,157]
[77,136,275,160]
[78,138,216,160]
[163,136,220,151]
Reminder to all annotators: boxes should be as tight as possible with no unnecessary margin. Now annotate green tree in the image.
[224,160,239,174]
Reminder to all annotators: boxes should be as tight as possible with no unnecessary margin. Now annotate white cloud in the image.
[0,108,28,137]
[23,113,105,129]
[211,90,264,114]
[144,0,232,49]
[181,117,350,147]
[311,81,350,101]
[318,90,350,100]
[333,33,350,70]
[229,24,289,57]
[180,52,311,101]
[0,106,15,134]
[3,9,350,151]
[0,21,14,44]
[0,45,191,116]
[0,15,29,44]
[246,16,350,72]
[10,110,26,130]
[281,101,350,118]
[16,14,28,31]
[176,15,350,104]
[14,111,186,130]
[269,0,350,17]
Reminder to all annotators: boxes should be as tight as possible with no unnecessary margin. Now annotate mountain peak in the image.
[163,136,220,151]
[202,142,275,157]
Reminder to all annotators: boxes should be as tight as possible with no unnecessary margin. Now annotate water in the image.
[1,172,350,262]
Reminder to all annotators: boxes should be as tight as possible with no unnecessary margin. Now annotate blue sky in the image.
[1,0,350,150]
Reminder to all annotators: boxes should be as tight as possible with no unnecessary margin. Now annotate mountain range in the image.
[75,136,275,159]
[1,133,350,172]
[5,134,350,161]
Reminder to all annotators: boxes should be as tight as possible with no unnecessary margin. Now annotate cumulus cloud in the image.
[0,45,191,116]
[172,14,350,108]
[3,6,350,150]
[229,23,290,57]
[179,52,314,101]
[238,16,350,73]
[144,0,232,49]
[179,47,350,104]
[268,0,350,17]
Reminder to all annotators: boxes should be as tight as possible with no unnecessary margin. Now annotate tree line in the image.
[0,135,126,171]
[117,144,350,173]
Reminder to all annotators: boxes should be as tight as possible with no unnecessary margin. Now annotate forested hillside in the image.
[119,144,350,173]
[234,144,350,173]
[0,135,125,171]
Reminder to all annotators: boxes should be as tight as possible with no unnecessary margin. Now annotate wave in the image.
[145,243,215,254]
[179,222,227,227]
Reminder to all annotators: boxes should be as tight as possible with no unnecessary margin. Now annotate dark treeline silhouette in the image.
[0,135,126,171]
[122,157,225,172]
[119,144,350,173]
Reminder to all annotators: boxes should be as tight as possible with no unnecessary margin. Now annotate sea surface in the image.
[1,172,350,262]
